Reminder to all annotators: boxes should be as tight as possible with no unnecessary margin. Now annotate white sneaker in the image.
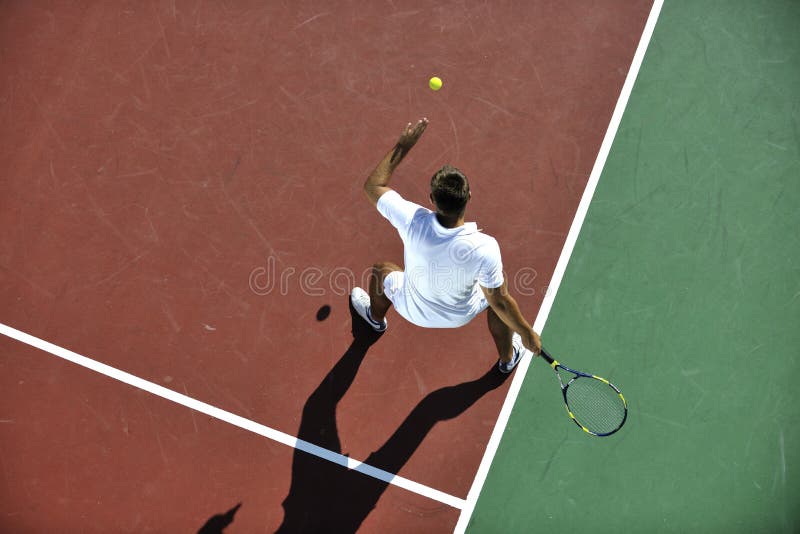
[350,287,387,332]
[498,333,528,373]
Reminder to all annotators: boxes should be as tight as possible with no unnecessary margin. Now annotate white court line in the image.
[0,322,466,510]
[453,1,665,532]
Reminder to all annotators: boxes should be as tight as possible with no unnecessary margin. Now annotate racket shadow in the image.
[275,298,510,533]
[197,502,242,534]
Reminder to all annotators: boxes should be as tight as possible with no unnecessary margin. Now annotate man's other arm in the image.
[482,279,543,355]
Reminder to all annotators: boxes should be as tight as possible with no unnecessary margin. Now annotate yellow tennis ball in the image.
[429,76,443,91]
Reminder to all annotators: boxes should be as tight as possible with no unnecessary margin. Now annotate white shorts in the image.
[383,270,490,328]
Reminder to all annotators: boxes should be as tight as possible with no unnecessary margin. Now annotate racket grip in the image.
[539,348,555,364]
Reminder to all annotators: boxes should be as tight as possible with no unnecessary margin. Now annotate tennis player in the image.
[351,118,542,373]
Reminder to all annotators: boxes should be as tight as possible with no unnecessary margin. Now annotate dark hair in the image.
[430,165,470,216]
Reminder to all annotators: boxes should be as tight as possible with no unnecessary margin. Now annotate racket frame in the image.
[539,348,628,437]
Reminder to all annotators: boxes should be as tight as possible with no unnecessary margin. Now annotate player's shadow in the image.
[275,300,510,533]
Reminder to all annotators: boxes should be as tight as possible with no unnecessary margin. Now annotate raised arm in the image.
[363,118,429,206]
[481,279,543,355]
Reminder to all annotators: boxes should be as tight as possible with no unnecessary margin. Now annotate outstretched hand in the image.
[397,118,429,150]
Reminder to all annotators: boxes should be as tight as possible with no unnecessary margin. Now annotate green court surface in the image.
[469,1,799,532]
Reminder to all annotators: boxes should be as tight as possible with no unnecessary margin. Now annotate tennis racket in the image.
[539,348,627,437]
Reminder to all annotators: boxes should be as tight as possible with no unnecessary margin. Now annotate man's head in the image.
[430,165,471,217]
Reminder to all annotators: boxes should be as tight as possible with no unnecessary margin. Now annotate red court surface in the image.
[1,1,650,531]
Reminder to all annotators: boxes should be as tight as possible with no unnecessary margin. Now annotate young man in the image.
[350,118,542,372]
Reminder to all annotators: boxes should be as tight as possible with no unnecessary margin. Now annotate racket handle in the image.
[539,348,555,364]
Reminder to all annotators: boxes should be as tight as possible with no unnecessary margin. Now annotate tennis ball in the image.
[429,76,443,91]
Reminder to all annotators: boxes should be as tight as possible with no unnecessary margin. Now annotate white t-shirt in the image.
[376,190,504,327]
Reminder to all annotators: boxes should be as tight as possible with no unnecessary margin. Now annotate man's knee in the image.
[370,262,396,301]
[372,262,400,279]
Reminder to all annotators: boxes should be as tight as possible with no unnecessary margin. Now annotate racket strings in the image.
[565,377,626,435]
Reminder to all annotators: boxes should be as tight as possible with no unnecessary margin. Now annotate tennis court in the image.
[1,1,797,532]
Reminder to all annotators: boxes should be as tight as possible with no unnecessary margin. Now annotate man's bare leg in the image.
[487,306,514,363]
[369,261,401,322]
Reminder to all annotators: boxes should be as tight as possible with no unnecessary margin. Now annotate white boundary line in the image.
[0,322,466,510]
[453,1,665,531]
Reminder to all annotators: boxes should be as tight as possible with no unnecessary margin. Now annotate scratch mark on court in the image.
[747,343,763,355]
[194,99,259,120]
[771,466,780,494]
[612,183,668,221]
[389,10,421,18]
[220,157,278,258]
[120,410,129,436]
[687,391,706,418]
[444,106,461,161]
[622,305,656,315]
[0,264,55,299]
[64,252,149,295]
[154,9,172,59]
[182,204,201,221]
[632,127,642,200]
[779,429,786,486]
[424,146,459,171]
[116,168,158,179]
[258,307,273,347]
[0,456,12,501]
[137,63,152,111]
[639,411,687,429]
[232,349,249,365]
[463,9,477,38]
[539,434,567,481]
[223,155,240,183]
[49,160,59,186]
[352,386,418,399]
[143,207,160,242]
[470,96,514,117]
[160,301,181,333]
[81,397,111,431]
[202,323,216,331]
[96,155,116,175]
[409,362,427,395]
[182,383,200,434]
[0,420,14,424]
[683,146,689,174]
[63,453,71,499]
[789,115,800,155]
[528,59,546,95]
[73,171,138,253]
[150,416,170,468]
[277,85,306,111]
[765,141,787,151]
[122,37,162,77]
[294,12,330,30]
[31,93,66,150]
